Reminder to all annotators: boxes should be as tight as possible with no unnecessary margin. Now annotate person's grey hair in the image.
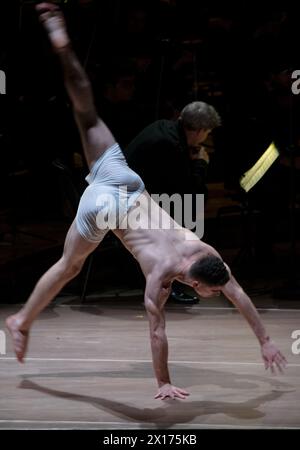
[180,101,221,131]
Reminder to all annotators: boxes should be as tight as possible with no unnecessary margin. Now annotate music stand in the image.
[273,144,300,299]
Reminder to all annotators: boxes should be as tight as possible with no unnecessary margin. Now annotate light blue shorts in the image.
[75,143,145,243]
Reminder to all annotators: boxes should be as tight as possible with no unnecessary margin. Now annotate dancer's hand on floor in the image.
[261,338,287,374]
[155,383,190,400]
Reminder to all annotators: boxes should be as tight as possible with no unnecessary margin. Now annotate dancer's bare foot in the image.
[36,2,70,51]
[5,315,30,363]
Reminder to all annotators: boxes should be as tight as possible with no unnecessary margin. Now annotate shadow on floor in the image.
[18,377,293,428]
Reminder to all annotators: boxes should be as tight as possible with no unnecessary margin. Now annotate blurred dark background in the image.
[1,0,300,303]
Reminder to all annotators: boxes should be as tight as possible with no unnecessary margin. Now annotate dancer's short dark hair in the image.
[189,255,230,286]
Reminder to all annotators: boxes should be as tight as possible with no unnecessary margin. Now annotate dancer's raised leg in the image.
[36,2,116,168]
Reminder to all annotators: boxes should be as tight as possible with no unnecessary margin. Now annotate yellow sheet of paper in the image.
[240,142,279,192]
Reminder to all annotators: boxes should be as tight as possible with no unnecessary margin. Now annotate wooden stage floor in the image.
[0,298,300,429]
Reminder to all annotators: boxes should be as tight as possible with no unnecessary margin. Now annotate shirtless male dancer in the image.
[6,3,286,400]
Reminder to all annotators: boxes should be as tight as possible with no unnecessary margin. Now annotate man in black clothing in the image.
[125,101,221,303]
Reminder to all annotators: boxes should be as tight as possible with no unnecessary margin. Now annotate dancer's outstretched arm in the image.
[222,273,287,374]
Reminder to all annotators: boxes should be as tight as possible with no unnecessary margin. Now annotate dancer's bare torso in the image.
[113,190,219,285]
